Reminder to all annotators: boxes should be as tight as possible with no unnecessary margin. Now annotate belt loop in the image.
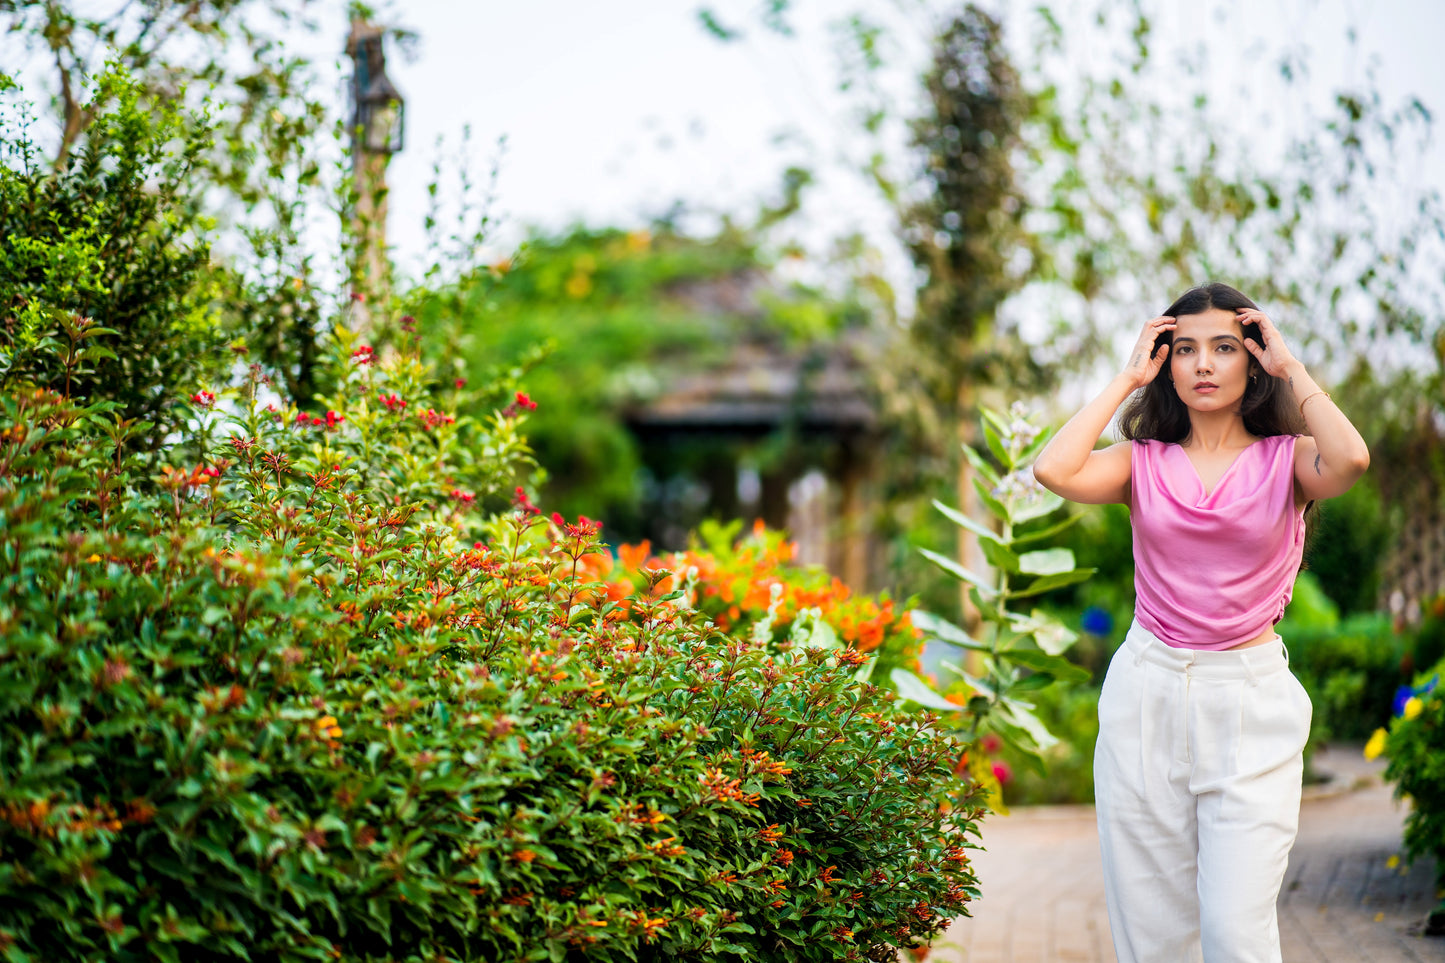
[1242,650,1260,687]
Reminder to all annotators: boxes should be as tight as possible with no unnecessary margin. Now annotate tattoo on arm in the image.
[1313,453,1322,476]
[1288,376,1295,391]
[1132,353,1142,368]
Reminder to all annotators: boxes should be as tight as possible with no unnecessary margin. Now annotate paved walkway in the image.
[926,744,1444,962]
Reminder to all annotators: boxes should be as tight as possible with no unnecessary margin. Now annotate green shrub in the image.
[1376,660,1445,909]
[0,331,984,961]
[1304,477,1393,616]
[0,69,223,441]
[1277,577,1414,741]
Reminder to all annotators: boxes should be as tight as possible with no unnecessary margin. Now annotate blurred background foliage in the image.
[407,220,874,541]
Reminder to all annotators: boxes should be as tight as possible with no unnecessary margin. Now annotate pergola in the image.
[623,334,884,592]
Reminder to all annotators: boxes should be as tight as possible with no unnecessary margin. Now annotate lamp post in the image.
[345,19,405,332]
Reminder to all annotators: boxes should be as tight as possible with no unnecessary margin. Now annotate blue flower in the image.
[1393,675,1441,717]
[1393,685,1416,717]
[1081,606,1113,637]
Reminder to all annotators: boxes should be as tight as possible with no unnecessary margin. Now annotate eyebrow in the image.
[1172,335,1242,345]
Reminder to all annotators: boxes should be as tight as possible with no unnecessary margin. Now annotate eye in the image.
[1217,344,1235,353]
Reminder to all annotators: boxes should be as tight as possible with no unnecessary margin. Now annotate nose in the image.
[1195,354,1213,374]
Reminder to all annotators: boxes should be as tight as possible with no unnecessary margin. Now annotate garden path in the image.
[926,744,1444,963]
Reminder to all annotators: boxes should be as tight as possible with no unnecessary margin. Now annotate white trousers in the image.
[1094,619,1312,963]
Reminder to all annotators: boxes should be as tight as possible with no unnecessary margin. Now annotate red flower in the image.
[515,391,537,410]
[351,345,374,366]
[417,408,455,431]
[325,410,345,430]
[513,487,542,517]
[455,378,467,389]
[190,389,216,408]
[379,392,406,412]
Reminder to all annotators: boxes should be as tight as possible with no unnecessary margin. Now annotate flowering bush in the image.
[576,517,925,684]
[1371,658,1445,934]
[0,325,984,961]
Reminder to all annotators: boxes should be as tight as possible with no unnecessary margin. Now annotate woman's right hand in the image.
[1122,316,1176,389]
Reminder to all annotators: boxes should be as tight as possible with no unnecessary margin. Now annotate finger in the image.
[1238,307,1270,329]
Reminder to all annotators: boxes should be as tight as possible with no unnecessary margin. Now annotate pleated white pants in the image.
[1094,619,1312,963]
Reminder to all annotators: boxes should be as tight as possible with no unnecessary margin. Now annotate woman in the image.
[1032,283,1370,963]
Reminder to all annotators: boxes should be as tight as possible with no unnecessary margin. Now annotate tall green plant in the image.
[0,69,223,439]
[891,404,1092,770]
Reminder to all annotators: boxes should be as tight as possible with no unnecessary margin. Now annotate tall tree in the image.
[900,6,1039,628]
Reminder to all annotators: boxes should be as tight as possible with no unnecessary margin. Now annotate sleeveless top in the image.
[1130,434,1306,650]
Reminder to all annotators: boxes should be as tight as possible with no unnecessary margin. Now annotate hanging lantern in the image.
[347,24,405,155]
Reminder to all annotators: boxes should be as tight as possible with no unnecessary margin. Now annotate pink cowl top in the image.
[1130,434,1305,650]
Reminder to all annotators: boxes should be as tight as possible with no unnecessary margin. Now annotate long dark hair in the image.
[1118,283,1307,443]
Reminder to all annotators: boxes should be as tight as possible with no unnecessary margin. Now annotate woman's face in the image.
[1168,307,1253,411]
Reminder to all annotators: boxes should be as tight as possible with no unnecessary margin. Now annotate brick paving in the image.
[925,745,1444,962]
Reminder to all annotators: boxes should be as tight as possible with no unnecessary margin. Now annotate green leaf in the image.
[1017,548,1075,576]
[1009,671,1055,692]
[980,537,1020,573]
[980,405,1009,438]
[76,345,118,363]
[1008,610,1080,655]
[889,669,965,712]
[930,499,1002,546]
[916,547,997,598]
[972,477,1010,522]
[995,699,1060,753]
[961,442,1001,486]
[1008,568,1095,598]
[941,664,999,699]
[999,648,1091,684]
[1011,512,1083,545]
[1013,490,1065,523]
[909,610,988,651]
[982,420,1011,471]
[1019,425,1056,464]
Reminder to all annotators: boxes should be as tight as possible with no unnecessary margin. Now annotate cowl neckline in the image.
[1171,435,1273,502]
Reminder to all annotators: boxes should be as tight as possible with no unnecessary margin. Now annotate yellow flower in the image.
[1403,696,1424,721]
[1363,727,1387,761]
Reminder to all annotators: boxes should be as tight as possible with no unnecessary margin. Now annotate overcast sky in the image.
[4,0,1441,290]
[367,0,1445,280]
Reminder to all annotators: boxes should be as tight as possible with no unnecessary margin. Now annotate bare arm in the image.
[1033,316,1176,505]
[1237,309,1370,501]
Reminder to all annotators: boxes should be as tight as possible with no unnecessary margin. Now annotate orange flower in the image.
[618,541,652,573]
[512,849,537,863]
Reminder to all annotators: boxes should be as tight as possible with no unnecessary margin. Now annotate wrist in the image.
[1113,371,1148,393]
[1280,359,1310,389]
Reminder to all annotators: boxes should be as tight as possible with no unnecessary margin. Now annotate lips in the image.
[1193,382,1219,393]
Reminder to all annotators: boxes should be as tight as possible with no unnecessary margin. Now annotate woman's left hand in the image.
[1238,308,1297,377]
